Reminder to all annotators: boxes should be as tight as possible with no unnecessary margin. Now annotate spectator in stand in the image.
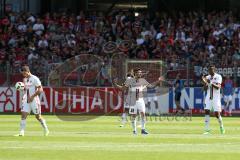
[33,18,45,36]
[0,10,239,86]
[38,36,48,49]
[232,49,240,62]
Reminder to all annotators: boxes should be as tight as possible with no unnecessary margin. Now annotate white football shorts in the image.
[21,98,41,114]
[204,97,221,112]
[129,98,145,114]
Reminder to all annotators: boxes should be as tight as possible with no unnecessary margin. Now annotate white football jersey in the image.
[134,78,149,99]
[124,77,133,105]
[124,77,136,106]
[125,77,149,101]
[205,73,222,100]
[22,74,42,103]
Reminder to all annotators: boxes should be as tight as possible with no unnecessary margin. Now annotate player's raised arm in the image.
[113,78,128,91]
[147,79,160,88]
[146,77,165,88]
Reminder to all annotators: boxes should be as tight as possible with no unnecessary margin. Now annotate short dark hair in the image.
[133,68,141,73]
[21,65,30,72]
[126,72,133,77]
[208,64,215,69]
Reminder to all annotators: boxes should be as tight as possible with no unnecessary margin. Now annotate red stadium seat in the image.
[10,74,23,84]
[0,73,6,85]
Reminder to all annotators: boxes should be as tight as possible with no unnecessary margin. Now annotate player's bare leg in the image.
[140,112,148,135]
[215,111,225,134]
[35,114,49,136]
[203,109,211,134]
[15,112,28,136]
[131,114,137,134]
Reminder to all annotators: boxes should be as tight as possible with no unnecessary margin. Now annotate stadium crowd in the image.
[0,10,240,85]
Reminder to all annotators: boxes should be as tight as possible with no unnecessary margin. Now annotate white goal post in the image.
[125,59,166,84]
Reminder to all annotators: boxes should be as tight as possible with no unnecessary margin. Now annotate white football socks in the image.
[218,115,224,128]
[39,119,48,130]
[141,118,146,130]
[20,119,26,134]
[121,113,127,125]
[131,117,137,132]
[204,115,210,131]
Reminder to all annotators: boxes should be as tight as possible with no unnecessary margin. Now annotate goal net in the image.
[125,60,167,85]
[125,59,170,96]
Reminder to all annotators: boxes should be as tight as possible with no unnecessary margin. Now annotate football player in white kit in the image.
[202,65,225,134]
[15,65,49,136]
[114,68,161,135]
[119,71,134,127]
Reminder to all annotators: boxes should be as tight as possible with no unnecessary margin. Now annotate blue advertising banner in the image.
[169,87,240,113]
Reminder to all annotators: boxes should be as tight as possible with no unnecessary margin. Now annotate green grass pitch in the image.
[0,115,240,160]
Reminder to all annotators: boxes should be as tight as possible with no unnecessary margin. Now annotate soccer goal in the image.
[125,60,166,85]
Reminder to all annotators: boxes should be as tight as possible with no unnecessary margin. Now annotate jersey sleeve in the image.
[142,78,150,88]
[216,75,222,84]
[124,78,132,87]
[144,79,150,86]
[34,77,42,87]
